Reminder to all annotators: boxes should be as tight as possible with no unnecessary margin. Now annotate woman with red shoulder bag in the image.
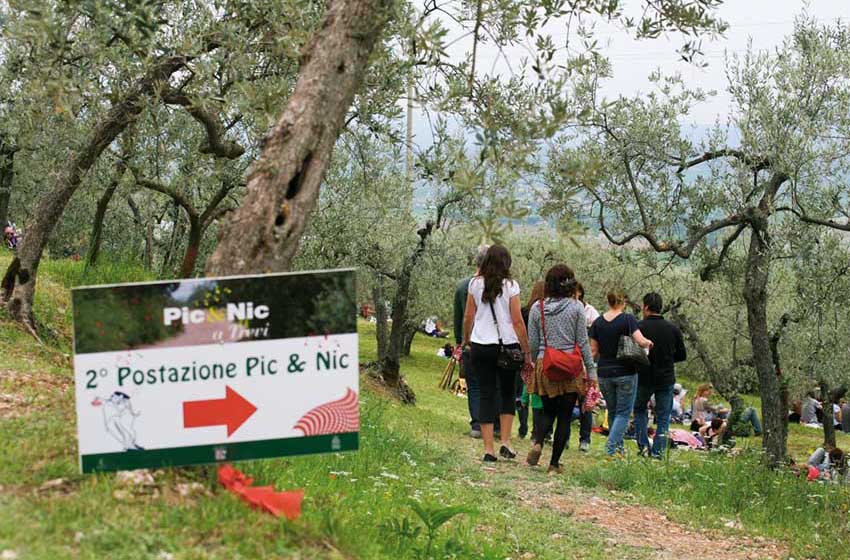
[524,264,597,473]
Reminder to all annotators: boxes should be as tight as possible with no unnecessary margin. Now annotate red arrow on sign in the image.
[183,386,257,437]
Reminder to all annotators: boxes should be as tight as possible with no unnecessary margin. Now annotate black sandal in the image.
[483,453,498,462]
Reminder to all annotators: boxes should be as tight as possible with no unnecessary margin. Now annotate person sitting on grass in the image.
[698,417,728,449]
[807,446,848,483]
[722,395,762,437]
[800,390,823,426]
[689,383,715,431]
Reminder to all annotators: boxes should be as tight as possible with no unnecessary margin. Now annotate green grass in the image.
[576,451,850,558]
[2,254,850,559]
[0,255,613,560]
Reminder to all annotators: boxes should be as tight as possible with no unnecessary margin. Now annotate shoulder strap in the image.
[488,300,504,346]
[539,299,548,348]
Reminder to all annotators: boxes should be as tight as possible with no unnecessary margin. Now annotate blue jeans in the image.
[599,375,638,456]
[742,407,762,435]
[633,383,674,458]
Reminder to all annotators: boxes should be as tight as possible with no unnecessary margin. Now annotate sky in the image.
[422,0,848,131]
[590,0,848,124]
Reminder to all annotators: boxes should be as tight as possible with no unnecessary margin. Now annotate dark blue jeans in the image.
[599,375,638,456]
[633,382,674,458]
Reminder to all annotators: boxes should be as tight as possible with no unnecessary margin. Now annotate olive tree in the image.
[548,18,850,466]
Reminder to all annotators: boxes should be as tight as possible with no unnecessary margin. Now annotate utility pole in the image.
[405,72,414,186]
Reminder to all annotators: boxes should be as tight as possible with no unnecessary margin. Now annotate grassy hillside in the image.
[1,254,849,559]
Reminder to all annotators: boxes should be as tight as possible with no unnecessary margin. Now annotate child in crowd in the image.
[699,417,727,449]
[806,447,848,483]
[671,383,687,424]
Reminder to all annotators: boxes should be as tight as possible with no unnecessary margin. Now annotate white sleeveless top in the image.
[468,277,520,345]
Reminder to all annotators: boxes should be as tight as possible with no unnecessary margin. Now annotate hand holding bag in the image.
[616,330,650,366]
[540,300,584,381]
[489,302,524,370]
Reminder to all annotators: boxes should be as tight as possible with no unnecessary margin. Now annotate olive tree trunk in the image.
[372,276,389,362]
[86,162,126,268]
[0,139,14,227]
[2,55,192,326]
[821,379,837,449]
[743,221,786,468]
[127,195,153,269]
[205,0,394,276]
[401,322,417,357]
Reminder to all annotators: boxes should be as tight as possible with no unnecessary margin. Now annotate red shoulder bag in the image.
[540,300,584,381]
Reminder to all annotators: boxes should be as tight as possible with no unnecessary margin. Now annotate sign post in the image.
[71,269,358,473]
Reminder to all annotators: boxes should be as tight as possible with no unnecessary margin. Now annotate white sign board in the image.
[71,269,358,473]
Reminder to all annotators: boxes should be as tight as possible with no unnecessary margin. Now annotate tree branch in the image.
[135,178,199,221]
[162,91,245,159]
[699,223,746,281]
[776,205,850,232]
[200,177,243,225]
[676,149,770,173]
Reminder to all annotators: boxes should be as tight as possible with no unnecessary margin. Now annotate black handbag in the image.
[617,333,650,366]
[489,302,524,370]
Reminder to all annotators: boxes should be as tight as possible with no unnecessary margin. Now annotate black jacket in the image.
[637,314,686,387]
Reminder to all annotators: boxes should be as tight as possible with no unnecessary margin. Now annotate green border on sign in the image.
[81,432,359,473]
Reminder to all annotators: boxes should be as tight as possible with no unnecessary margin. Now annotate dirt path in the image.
[517,478,787,560]
[0,368,71,419]
[452,426,788,560]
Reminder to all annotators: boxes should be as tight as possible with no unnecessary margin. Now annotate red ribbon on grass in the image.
[217,464,304,519]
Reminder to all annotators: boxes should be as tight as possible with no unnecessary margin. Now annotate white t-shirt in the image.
[468,276,521,345]
[583,303,600,329]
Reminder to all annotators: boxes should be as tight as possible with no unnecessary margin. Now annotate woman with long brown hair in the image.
[462,245,532,462]
[525,264,596,473]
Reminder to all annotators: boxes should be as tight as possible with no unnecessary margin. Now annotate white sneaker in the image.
[579,441,590,453]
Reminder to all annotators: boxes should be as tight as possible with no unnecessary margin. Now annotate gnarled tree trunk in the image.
[205,0,394,276]
[160,202,182,276]
[375,223,435,405]
[744,221,786,468]
[2,55,192,326]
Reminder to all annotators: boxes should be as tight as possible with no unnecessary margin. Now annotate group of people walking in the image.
[454,244,687,471]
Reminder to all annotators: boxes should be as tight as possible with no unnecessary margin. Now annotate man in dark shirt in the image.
[453,245,490,438]
[634,292,686,458]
